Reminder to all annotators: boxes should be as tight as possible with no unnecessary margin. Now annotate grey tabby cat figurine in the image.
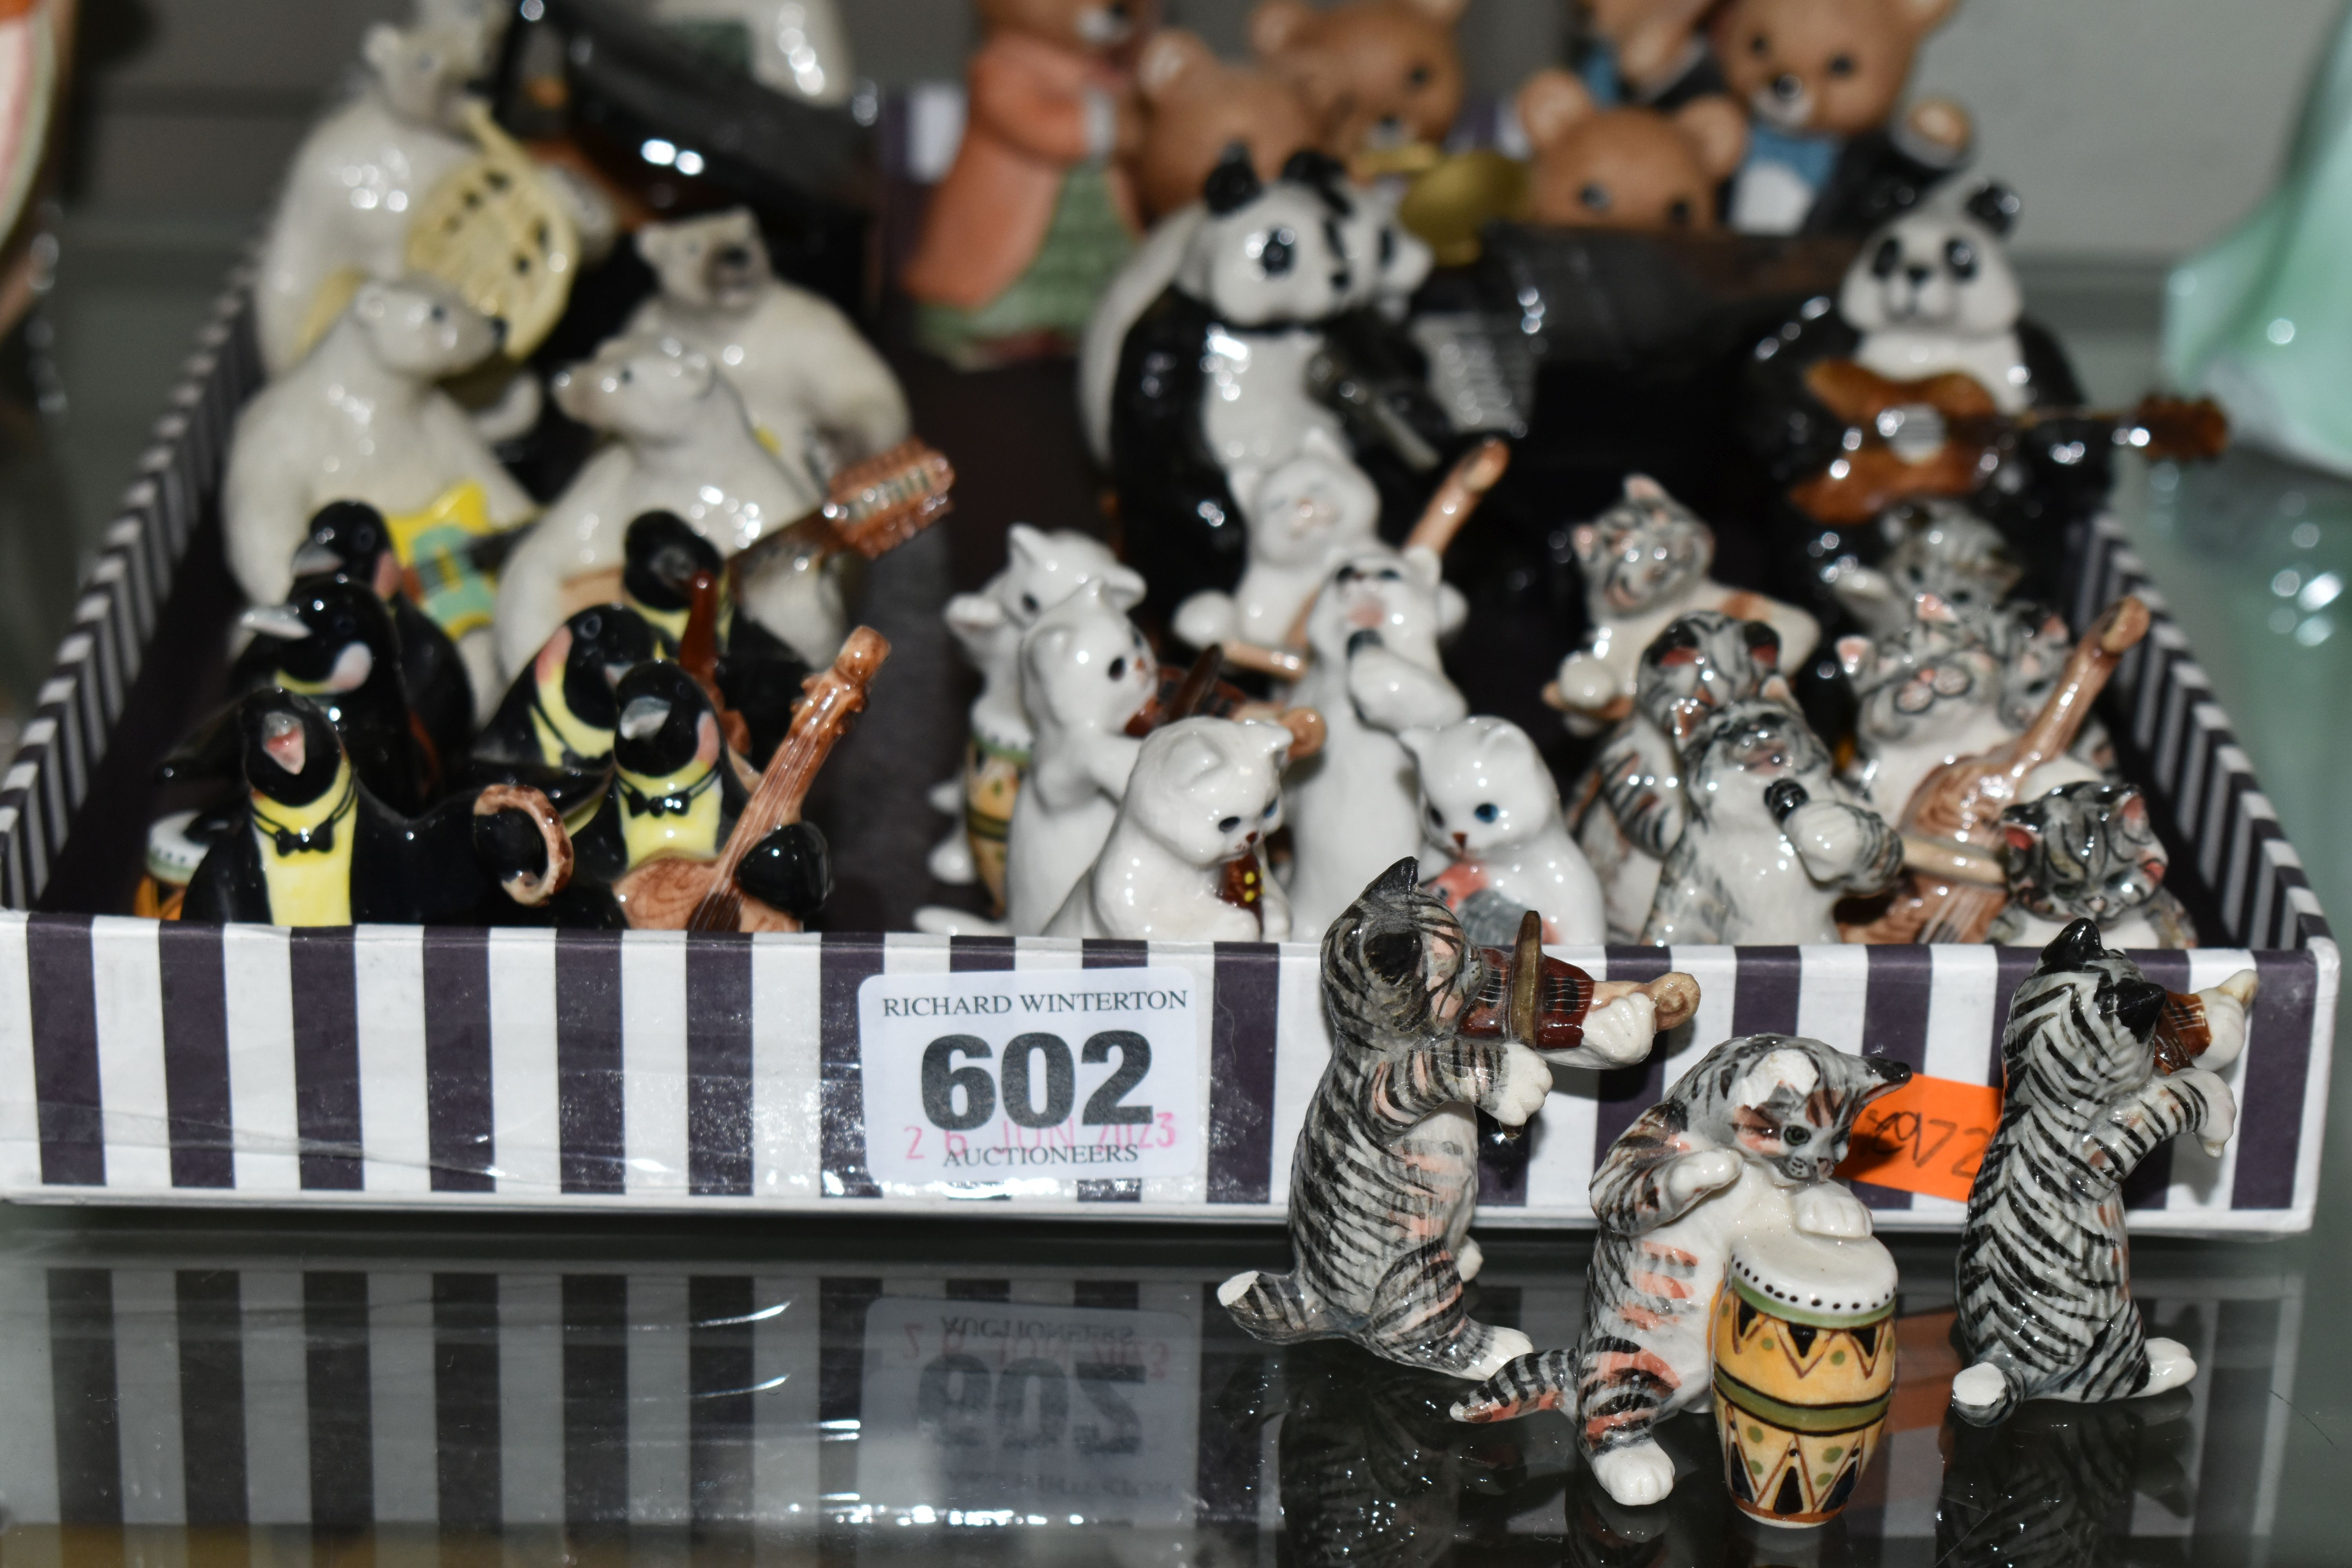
[1220,858,1694,1380]
[1570,610,1781,942]
[1951,920,2256,1425]
[1642,692,1903,944]
[1822,499,2024,640]
[1452,1034,1910,1508]
[1988,780,2196,948]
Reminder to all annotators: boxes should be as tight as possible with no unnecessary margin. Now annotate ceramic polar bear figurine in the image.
[1552,475,1820,736]
[1401,715,1606,947]
[253,23,481,377]
[625,209,909,491]
[1002,582,1161,936]
[1048,717,1295,942]
[492,335,833,678]
[1283,543,1470,939]
[929,526,1147,889]
[223,276,534,708]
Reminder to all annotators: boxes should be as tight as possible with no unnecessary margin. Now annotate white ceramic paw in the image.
[1588,1440,1677,1507]
[1949,1361,2007,1411]
[1216,1270,1258,1308]
[1578,993,1656,1068]
[1792,1180,1873,1238]
[1663,1148,1740,1208]
[2196,970,2258,1071]
[927,828,977,885]
[2180,1065,2237,1158]
[1553,650,1619,715]
[1490,1041,1555,1127]
[2142,1336,2198,1395]
[1456,1237,1484,1282]
[1786,800,1873,880]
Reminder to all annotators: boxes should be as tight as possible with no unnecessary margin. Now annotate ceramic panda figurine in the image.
[1739,183,2109,612]
[1108,148,1395,626]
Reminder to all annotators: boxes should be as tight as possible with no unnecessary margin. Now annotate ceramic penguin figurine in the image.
[1951,922,2256,1424]
[1110,148,1388,625]
[492,334,834,680]
[626,208,911,488]
[469,603,658,778]
[567,660,832,927]
[1642,689,1903,944]
[1400,715,1606,947]
[164,578,438,816]
[1571,610,1783,943]
[223,277,537,711]
[1046,717,1295,941]
[1282,543,1470,939]
[932,524,1146,898]
[1550,476,1820,736]
[1002,580,1160,936]
[1453,1034,1910,1511]
[181,690,573,926]
[252,21,482,376]
[616,510,812,763]
[1987,782,2197,949]
[1219,860,1684,1381]
[277,499,475,769]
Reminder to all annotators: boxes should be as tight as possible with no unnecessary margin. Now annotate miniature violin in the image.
[1788,361,2228,526]
[612,627,888,933]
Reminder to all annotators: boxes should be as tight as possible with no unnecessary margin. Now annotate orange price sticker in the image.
[1833,1074,2002,1203]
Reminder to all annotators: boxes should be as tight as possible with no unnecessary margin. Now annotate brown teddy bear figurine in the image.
[1249,0,1466,172]
[1711,0,1971,236]
[1516,69,1747,230]
[1574,0,1726,107]
[900,0,1152,367]
[1130,29,1327,223]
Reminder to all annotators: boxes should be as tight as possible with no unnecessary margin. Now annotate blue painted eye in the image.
[1261,799,1278,817]
[1427,803,1444,827]
[1218,816,1242,833]
[1474,803,1500,823]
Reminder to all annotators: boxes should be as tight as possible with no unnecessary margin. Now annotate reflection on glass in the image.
[0,1242,2301,1562]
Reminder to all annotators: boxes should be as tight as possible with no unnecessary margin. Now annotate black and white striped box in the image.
[0,292,2332,1232]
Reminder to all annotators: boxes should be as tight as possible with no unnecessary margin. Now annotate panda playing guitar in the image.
[1744,183,2225,534]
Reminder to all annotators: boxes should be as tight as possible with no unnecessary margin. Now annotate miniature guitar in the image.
[548,440,955,619]
[612,627,890,933]
[1788,360,2228,526]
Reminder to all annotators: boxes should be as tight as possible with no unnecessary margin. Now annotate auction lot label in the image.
[857,967,1202,1189]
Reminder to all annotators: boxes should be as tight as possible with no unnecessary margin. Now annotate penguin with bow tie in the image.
[567,661,831,924]
[182,690,573,926]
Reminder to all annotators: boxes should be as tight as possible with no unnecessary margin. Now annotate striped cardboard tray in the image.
[0,289,2333,1230]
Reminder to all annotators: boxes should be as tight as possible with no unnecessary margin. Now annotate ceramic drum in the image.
[961,733,1026,912]
[1711,1229,1898,1527]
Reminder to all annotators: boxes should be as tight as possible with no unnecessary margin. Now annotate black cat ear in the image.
[1203,144,1263,215]
[1965,182,2021,238]
[2039,917,2107,975]
[2113,977,2167,1042]
[1865,1055,1912,1087]
[1371,857,1421,897]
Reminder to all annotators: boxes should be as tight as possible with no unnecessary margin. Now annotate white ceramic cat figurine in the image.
[626,209,909,489]
[493,335,832,678]
[1400,716,1605,947]
[1283,544,1470,939]
[1169,423,1385,654]
[222,277,534,710]
[1552,476,1820,735]
[926,526,1146,887]
[252,23,479,376]
[1572,610,1783,942]
[1002,582,1161,935]
[1048,717,1294,941]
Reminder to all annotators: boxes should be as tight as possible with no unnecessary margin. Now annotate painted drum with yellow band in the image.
[1710,1228,1898,1528]
[961,732,1026,915]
